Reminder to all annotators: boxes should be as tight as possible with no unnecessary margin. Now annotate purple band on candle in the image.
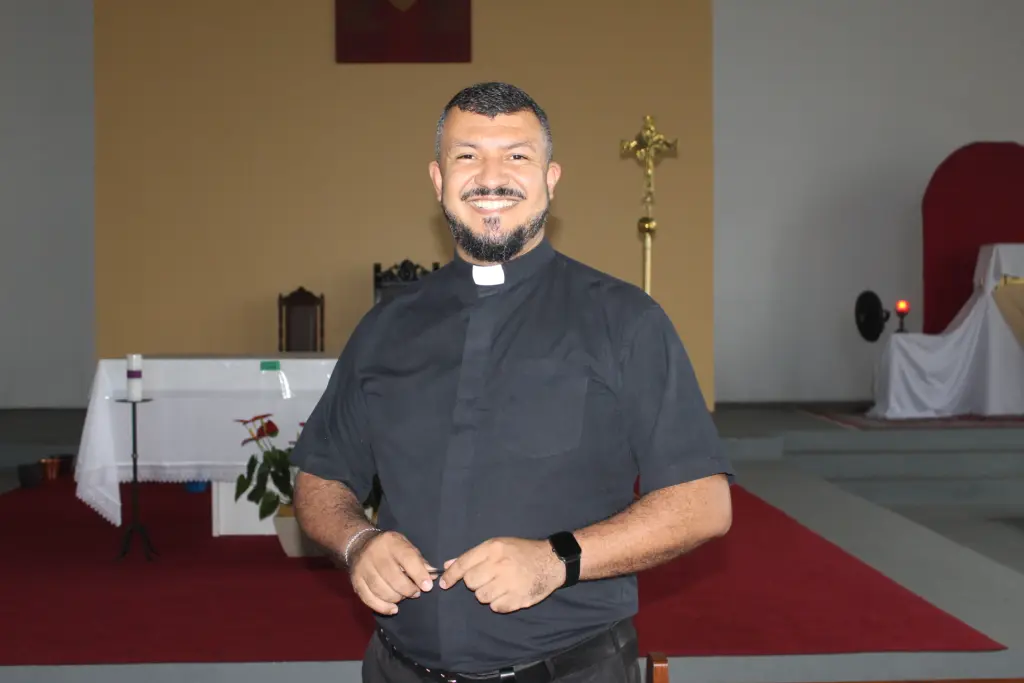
[127,370,142,379]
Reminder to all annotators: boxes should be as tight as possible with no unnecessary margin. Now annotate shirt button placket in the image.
[437,299,497,664]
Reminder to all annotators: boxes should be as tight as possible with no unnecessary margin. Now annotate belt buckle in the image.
[425,666,515,683]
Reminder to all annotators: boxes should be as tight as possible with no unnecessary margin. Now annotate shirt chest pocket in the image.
[484,359,590,460]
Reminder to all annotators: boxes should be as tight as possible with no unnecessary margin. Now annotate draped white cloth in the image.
[75,356,333,526]
[870,244,1024,419]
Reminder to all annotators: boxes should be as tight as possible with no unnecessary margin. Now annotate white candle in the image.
[126,354,143,402]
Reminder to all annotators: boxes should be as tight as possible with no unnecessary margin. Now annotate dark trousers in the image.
[362,623,642,683]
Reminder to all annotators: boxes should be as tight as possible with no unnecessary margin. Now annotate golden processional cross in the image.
[620,115,677,295]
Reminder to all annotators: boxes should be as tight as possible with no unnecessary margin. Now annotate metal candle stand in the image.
[115,398,159,561]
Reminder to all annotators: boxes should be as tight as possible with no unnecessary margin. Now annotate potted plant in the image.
[233,414,323,557]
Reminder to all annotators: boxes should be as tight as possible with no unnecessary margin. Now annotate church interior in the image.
[3,1,1024,682]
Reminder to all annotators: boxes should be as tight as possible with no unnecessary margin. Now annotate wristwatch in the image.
[547,531,582,588]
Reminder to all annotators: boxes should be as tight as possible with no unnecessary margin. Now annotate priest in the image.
[291,81,733,683]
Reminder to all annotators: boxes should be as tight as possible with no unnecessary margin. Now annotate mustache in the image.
[461,186,525,201]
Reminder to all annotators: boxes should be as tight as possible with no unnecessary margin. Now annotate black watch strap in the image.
[547,531,582,588]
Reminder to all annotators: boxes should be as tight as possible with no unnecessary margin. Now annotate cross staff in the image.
[621,115,677,295]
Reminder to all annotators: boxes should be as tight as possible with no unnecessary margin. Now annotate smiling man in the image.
[430,86,558,266]
[291,82,733,683]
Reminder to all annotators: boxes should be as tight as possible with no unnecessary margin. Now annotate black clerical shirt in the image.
[290,239,732,673]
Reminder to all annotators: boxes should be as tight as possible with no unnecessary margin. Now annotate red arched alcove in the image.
[922,142,1024,333]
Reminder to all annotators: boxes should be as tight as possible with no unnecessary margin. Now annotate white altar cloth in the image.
[870,244,1024,419]
[74,356,333,530]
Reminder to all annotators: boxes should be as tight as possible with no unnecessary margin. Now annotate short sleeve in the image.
[619,304,734,495]
[290,308,379,502]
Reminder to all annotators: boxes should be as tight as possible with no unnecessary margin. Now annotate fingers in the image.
[462,564,498,592]
[393,542,436,593]
[471,575,508,606]
[440,545,487,589]
[353,575,399,616]
[350,532,435,614]
[436,538,543,614]
[364,567,406,602]
[451,558,505,607]
[487,595,520,614]
[375,559,422,600]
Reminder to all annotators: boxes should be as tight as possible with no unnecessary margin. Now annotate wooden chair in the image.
[373,259,440,305]
[646,652,668,683]
[278,287,324,352]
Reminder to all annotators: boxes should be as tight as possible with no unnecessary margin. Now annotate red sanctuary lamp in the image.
[895,299,910,333]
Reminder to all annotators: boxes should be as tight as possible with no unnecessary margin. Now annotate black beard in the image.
[443,203,548,264]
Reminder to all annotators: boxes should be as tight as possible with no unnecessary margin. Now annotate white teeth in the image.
[469,199,517,210]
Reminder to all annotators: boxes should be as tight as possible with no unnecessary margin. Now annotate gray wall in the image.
[0,0,94,408]
[714,0,1024,402]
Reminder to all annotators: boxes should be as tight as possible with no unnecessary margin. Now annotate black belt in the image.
[378,620,636,683]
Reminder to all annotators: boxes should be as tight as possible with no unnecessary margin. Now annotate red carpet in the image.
[0,480,1003,665]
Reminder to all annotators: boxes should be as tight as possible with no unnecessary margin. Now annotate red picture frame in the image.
[335,0,472,64]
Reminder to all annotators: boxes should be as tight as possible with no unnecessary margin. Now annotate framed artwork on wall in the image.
[335,0,472,64]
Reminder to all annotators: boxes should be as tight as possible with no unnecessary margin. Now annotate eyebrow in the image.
[450,140,537,152]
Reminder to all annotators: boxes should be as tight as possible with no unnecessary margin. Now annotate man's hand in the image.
[348,531,437,616]
[439,537,565,613]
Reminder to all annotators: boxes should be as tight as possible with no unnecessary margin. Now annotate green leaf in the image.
[270,467,293,501]
[234,473,250,501]
[258,491,280,520]
[247,467,269,503]
[246,455,258,480]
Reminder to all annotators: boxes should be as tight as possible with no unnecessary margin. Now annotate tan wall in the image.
[94,0,716,405]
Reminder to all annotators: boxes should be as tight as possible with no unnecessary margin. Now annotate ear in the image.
[545,161,562,200]
[428,160,443,201]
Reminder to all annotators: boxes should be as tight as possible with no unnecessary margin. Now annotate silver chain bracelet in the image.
[343,527,381,566]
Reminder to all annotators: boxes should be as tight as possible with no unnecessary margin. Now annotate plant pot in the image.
[40,458,60,481]
[56,454,75,477]
[273,504,325,558]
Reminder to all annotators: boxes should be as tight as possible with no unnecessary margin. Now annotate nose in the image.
[474,155,509,191]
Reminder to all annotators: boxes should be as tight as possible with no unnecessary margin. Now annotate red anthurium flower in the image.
[241,437,257,446]
[264,420,279,437]
[252,414,273,421]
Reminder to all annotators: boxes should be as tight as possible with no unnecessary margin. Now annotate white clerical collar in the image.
[472,264,505,286]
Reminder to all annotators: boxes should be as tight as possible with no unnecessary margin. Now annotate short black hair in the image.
[435,82,553,162]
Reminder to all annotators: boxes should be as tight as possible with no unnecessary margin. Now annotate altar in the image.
[74,355,334,535]
[870,243,1024,419]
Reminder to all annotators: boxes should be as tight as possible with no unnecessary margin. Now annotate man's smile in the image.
[467,197,520,214]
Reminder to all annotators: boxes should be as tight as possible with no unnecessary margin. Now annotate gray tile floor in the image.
[712,404,849,437]
[714,406,1024,583]
[3,408,1024,683]
[895,508,1024,578]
